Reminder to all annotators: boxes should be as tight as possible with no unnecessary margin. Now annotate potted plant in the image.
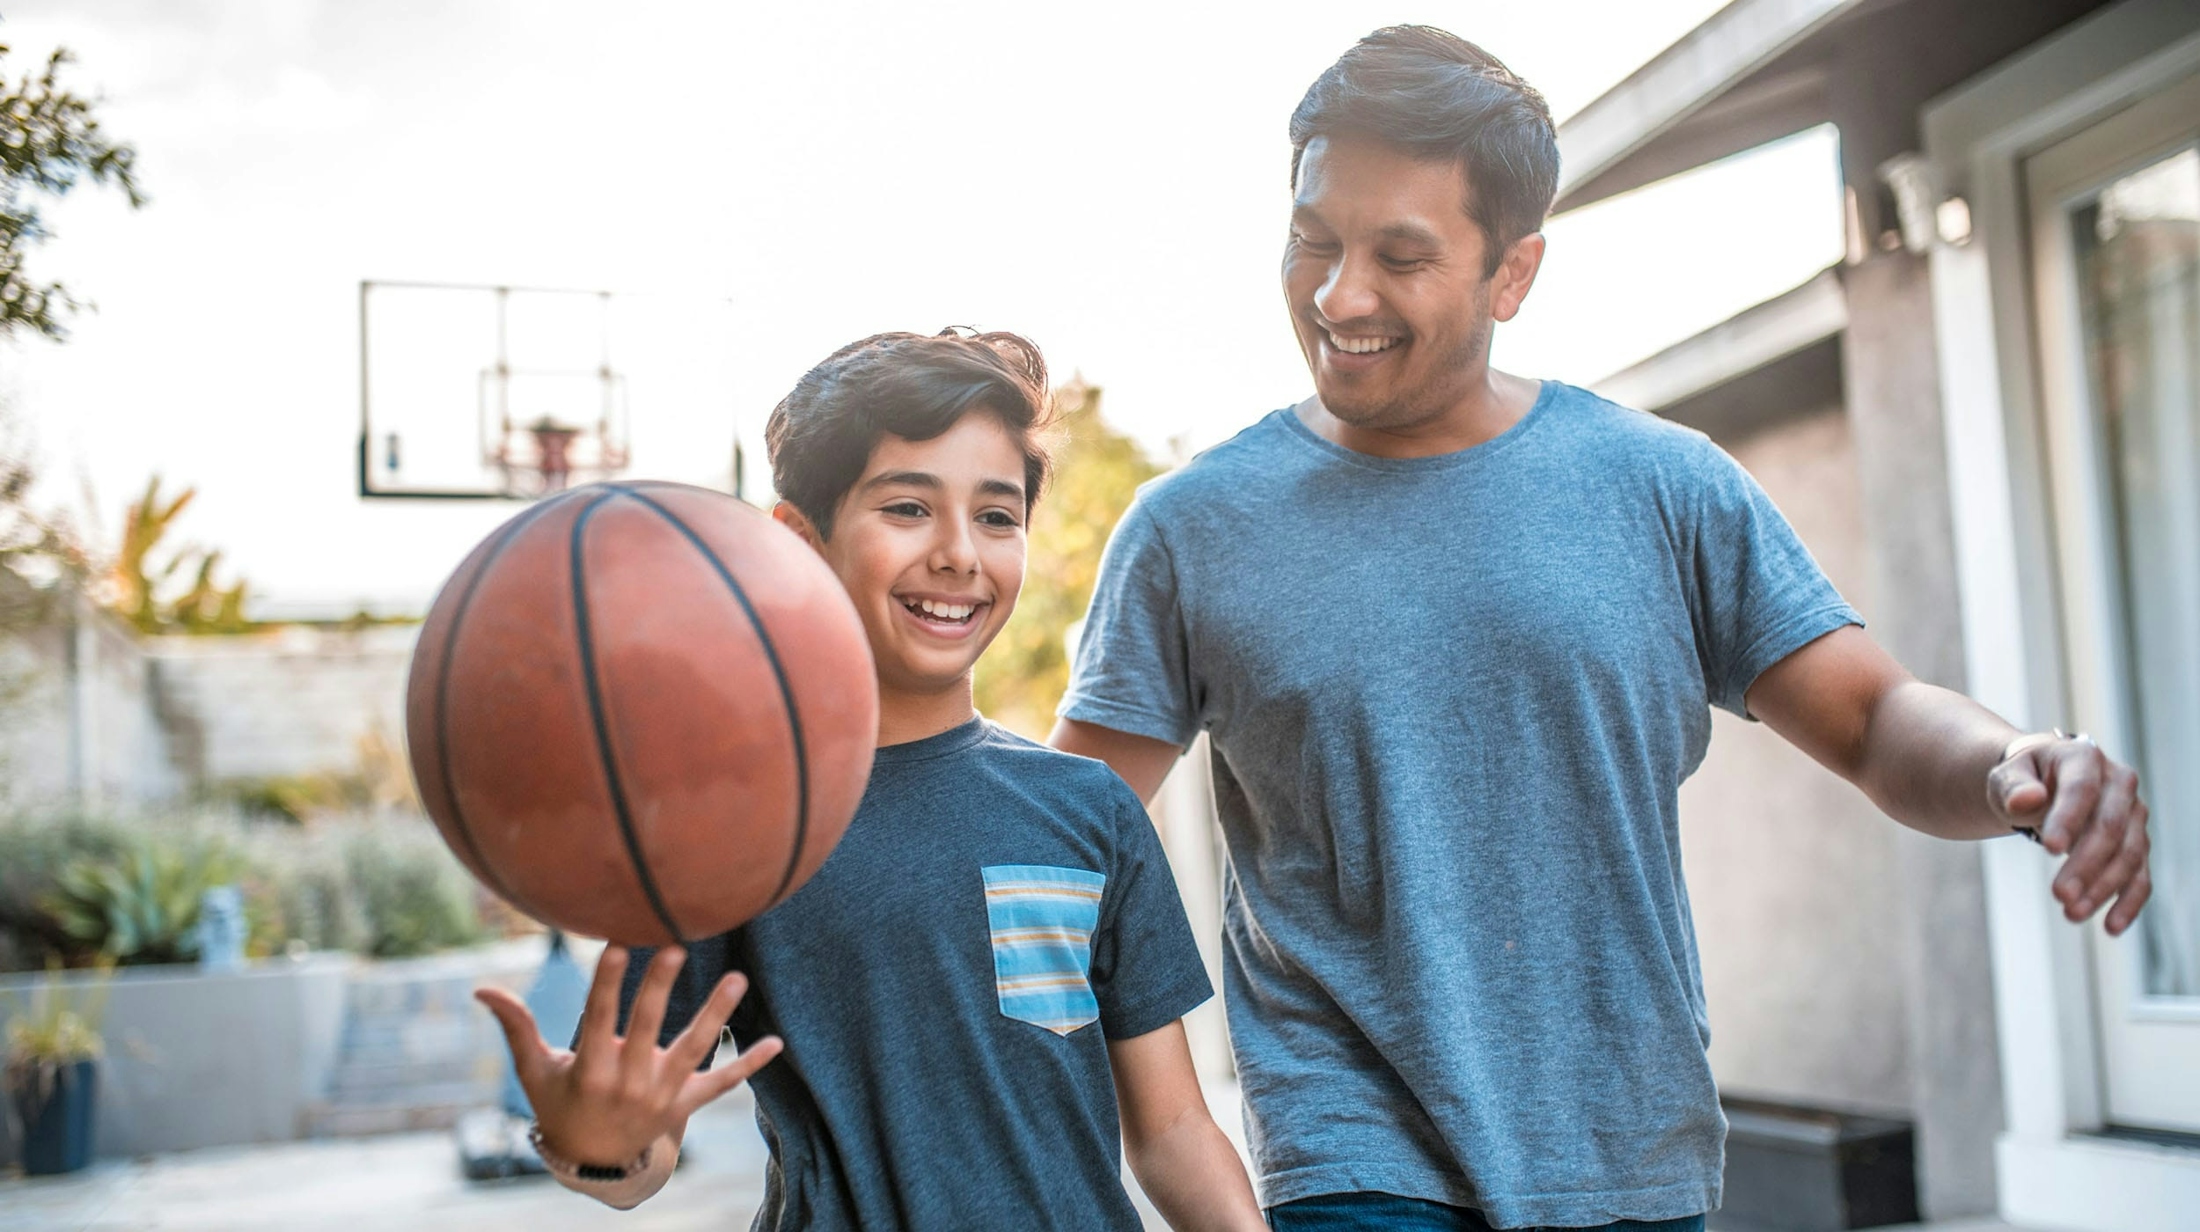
[3,962,108,1175]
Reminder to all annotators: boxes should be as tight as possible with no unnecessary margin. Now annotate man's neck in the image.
[1300,368,1542,460]
[875,679,978,748]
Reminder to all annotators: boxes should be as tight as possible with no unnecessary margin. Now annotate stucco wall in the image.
[0,606,178,810]
[0,619,420,805]
[144,625,418,784]
[1680,405,1916,1115]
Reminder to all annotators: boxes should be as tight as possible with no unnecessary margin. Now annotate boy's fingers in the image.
[675,1035,782,1119]
[620,947,688,1077]
[475,987,551,1084]
[575,945,632,1055]
[668,972,749,1072]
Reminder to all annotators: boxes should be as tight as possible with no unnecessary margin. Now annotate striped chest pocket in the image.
[982,865,1105,1036]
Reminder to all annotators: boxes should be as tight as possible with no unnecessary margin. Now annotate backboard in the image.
[359,281,742,500]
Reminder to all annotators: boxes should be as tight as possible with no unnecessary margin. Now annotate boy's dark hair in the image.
[766,328,1054,540]
[1289,25,1559,275]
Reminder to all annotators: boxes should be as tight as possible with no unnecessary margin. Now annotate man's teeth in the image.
[912,599,976,622]
[1327,331,1401,355]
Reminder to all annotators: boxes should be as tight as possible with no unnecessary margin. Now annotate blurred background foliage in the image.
[104,476,255,636]
[0,807,494,973]
[0,41,145,342]
[974,380,1160,738]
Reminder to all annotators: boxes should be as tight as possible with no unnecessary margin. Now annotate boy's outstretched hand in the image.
[476,945,783,1167]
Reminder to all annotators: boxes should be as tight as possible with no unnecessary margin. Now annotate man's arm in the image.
[1050,718,1182,806]
[1745,624,2152,935]
[1107,1020,1266,1232]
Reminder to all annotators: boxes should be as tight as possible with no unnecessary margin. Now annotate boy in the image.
[479,328,1264,1231]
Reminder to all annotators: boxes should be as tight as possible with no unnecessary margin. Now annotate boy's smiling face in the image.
[784,411,1028,702]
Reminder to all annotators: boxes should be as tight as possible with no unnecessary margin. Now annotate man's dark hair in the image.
[766,328,1054,540]
[1289,25,1559,275]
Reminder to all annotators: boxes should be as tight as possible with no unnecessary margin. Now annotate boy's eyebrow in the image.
[861,471,1026,502]
[860,469,943,492]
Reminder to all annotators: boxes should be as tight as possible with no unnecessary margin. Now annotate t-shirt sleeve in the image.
[1057,496,1202,747]
[1088,783,1213,1040]
[1685,438,1863,718]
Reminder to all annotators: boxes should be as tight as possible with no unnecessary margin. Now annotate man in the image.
[1049,25,2152,1232]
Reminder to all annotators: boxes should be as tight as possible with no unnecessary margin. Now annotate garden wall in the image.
[146,625,418,783]
[0,938,547,1162]
[0,603,177,810]
[0,617,420,807]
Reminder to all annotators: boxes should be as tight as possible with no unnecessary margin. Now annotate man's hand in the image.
[1750,626,2153,937]
[475,946,782,1167]
[1990,734,2152,936]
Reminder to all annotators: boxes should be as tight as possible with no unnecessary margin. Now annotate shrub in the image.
[0,807,497,970]
[341,821,486,958]
[41,834,242,964]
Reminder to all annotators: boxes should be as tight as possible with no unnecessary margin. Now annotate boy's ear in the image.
[772,501,827,554]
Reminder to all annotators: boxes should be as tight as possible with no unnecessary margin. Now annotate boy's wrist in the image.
[529,1121,656,1181]
[532,1124,678,1209]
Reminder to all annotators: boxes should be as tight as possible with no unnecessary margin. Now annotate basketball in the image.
[405,480,878,946]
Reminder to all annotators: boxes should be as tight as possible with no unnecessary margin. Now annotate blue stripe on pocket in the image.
[983,865,1104,1036]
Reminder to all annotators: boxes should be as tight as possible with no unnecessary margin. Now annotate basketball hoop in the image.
[479,290,632,497]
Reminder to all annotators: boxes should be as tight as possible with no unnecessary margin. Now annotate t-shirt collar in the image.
[872,714,991,765]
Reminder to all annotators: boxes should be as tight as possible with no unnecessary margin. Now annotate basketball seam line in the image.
[571,490,688,945]
[609,484,814,911]
[432,493,568,920]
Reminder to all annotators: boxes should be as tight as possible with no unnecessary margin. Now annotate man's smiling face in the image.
[808,412,1028,700]
[1283,133,1506,433]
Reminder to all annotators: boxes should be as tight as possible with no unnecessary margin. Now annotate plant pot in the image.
[11,1058,97,1175]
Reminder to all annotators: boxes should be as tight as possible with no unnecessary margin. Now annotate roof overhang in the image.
[1593,268,1846,439]
[1556,0,1859,214]
[1554,0,2115,216]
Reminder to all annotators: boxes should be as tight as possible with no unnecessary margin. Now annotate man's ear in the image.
[772,501,827,554]
[1489,232,1546,324]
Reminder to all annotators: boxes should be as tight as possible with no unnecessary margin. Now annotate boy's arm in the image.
[1050,718,1181,806]
[1108,1020,1266,1232]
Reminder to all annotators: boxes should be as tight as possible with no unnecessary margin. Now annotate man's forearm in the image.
[1854,679,2023,841]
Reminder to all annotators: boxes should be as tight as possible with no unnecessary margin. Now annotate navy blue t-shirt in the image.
[620,717,1212,1230]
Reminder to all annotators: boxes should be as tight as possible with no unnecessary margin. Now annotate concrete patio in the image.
[0,1093,772,1232]
[0,1085,2042,1232]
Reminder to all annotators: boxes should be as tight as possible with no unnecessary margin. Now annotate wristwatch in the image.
[528,1121,654,1183]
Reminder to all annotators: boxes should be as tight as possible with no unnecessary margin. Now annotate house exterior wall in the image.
[1839,251,2007,1219]
[1679,405,1918,1115]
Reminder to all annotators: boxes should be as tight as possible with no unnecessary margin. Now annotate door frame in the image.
[1922,0,2200,1227]
[2024,72,2200,1133]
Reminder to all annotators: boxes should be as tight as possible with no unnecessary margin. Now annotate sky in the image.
[0,0,1844,616]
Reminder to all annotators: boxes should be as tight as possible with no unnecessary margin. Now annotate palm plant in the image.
[41,837,242,965]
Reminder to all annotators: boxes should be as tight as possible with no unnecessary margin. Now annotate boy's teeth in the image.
[914,599,974,621]
[1327,331,1400,354]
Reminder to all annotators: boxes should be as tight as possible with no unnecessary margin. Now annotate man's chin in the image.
[1313,382,1403,428]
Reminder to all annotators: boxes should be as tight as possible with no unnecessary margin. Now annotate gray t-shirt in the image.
[1060,383,1860,1228]
[618,718,1212,1231]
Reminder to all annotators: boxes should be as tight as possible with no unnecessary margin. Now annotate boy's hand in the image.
[476,946,783,1166]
